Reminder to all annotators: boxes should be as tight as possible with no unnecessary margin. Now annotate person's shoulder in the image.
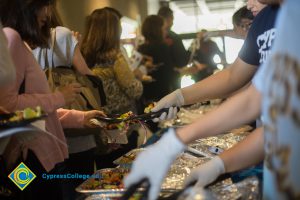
[2,27,22,43]
[253,5,279,21]
[247,5,279,35]
[53,26,73,37]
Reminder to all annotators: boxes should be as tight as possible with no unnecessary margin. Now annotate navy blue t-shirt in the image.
[239,5,279,66]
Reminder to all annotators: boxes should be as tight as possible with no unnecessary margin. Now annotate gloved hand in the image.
[152,89,184,122]
[184,156,225,188]
[124,128,186,200]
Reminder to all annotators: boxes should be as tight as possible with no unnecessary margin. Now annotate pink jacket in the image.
[1,27,84,172]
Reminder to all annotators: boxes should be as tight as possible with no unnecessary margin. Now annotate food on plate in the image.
[23,106,42,119]
[144,103,155,113]
[81,169,128,190]
[0,106,42,123]
[141,75,153,82]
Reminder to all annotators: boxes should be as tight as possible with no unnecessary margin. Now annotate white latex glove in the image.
[124,128,186,200]
[184,156,225,188]
[152,89,184,122]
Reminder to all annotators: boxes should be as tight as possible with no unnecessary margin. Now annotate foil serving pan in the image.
[113,148,144,166]
[77,153,209,197]
[76,168,178,197]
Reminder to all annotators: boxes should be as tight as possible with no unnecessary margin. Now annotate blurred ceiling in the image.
[167,0,247,16]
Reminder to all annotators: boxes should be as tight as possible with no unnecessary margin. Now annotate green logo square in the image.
[8,162,36,191]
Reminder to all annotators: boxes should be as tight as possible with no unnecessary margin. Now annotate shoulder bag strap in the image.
[44,29,57,91]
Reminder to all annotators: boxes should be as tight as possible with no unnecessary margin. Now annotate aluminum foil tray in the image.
[76,168,178,197]
[162,154,210,190]
[113,148,144,166]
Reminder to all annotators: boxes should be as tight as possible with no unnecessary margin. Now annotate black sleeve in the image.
[169,33,190,67]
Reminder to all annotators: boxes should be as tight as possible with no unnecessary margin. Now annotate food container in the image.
[113,148,144,167]
[76,168,178,198]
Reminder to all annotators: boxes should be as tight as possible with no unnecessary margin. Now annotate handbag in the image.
[43,29,106,111]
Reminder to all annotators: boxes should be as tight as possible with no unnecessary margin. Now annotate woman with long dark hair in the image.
[0,0,104,199]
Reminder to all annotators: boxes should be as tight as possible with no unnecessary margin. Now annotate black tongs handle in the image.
[157,180,197,200]
[133,106,180,121]
[120,178,150,200]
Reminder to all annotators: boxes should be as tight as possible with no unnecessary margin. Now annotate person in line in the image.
[158,6,189,68]
[0,0,105,199]
[30,3,103,198]
[138,15,174,103]
[158,6,190,89]
[34,4,93,76]
[81,7,143,169]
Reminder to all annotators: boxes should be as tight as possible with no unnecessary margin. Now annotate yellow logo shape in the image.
[8,162,36,191]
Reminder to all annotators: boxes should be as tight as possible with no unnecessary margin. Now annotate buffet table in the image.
[76,102,261,200]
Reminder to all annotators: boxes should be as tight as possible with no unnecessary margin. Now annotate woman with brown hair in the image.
[138,15,175,105]
[81,8,143,168]
[81,7,142,116]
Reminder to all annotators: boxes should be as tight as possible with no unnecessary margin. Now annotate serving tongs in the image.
[157,173,231,200]
[96,107,180,124]
[120,178,150,200]
[156,180,197,200]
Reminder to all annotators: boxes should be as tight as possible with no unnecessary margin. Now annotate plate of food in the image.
[0,106,46,128]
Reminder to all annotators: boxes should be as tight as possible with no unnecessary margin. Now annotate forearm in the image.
[182,69,230,104]
[182,58,256,105]
[177,84,261,143]
[57,108,84,128]
[220,127,264,172]
[72,45,93,75]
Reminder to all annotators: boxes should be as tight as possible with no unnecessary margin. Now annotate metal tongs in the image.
[96,107,180,124]
[157,174,231,200]
[157,180,197,200]
[120,178,150,200]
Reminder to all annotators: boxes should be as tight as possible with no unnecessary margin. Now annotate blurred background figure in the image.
[184,29,226,82]
[138,15,174,104]
[197,0,265,42]
[137,14,175,132]
[158,6,189,89]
